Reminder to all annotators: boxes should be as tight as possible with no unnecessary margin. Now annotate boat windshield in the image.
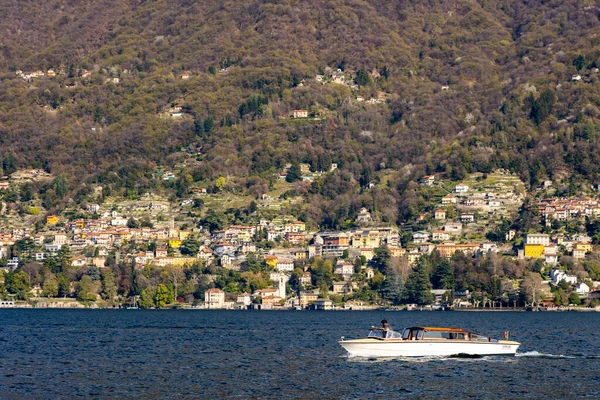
[470,333,490,342]
[368,329,386,339]
[368,329,402,339]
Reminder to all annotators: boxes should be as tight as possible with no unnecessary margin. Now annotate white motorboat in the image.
[339,325,520,358]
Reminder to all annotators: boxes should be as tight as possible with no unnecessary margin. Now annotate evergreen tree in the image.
[573,54,585,71]
[241,253,262,273]
[52,175,69,198]
[354,68,371,86]
[530,89,555,125]
[371,245,391,273]
[380,272,404,305]
[404,261,434,305]
[285,163,302,183]
[101,268,117,301]
[431,259,454,290]
[127,217,139,229]
[203,117,214,134]
[2,152,17,175]
[381,65,389,80]
[194,118,204,136]
[56,273,70,297]
[181,237,200,256]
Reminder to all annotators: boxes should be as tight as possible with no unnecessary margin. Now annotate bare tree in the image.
[521,272,544,308]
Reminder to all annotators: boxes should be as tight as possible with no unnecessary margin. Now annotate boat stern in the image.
[497,340,521,355]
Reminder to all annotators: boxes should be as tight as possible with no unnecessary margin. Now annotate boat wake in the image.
[516,351,600,359]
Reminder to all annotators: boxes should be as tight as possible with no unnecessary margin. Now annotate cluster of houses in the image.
[6,197,594,308]
[15,68,94,82]
[571,68,600,83]
[422,174,523,219]
[15,69,60,81]
[546,268,600,305]
[537,197,600,223]
[312,67,390,105]
[521,233,593,263]
[277,163,338,184]
[204,260,375,311]
[3,166,600,308]
[315,67,359,91]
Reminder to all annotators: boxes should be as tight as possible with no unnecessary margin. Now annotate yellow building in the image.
[573,249,586,260]
[574,243,593,253]
[171,257,196,267]
[388,246,406,258]
[436,243,480,258]
[46,215,59,225]
[360,248,375,261]
[178,231,191,240]
[237,231,252,241]
[352,231,382,248]
[292,249,308,260]
[524,244,545,258]
[265,255,278,269]
[169,238,182,249]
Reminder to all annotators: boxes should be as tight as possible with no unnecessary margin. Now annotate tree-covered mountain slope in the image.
[1,0,600,226]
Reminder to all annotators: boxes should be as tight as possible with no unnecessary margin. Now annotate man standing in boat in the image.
[381,319,391,331]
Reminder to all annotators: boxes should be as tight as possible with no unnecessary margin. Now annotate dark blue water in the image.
[1,310,599,399]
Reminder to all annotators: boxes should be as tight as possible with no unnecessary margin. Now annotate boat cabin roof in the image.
[411,326,467,333]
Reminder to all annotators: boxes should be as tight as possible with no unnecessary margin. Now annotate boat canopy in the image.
[400,327,494,341]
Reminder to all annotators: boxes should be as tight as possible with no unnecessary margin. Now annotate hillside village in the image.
[3,0,600,313]
[2,165,600,311]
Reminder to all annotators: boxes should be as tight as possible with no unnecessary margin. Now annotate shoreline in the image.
[2,301,599,312]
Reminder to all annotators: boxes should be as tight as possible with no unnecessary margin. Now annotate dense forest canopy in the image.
[1,0,600,227]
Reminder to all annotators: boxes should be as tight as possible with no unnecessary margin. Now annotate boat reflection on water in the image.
[339,323,520,358]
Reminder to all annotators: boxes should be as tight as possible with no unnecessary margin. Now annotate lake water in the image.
[1,309,599,399]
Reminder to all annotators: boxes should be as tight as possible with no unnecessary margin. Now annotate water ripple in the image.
[0,310,599,398]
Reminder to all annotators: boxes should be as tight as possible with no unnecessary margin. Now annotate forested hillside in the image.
[1,0,600,227]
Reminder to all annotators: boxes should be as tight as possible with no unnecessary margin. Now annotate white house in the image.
[544,245,558,265]
[434,210,446,220]
[460,213,475,223]
[6,257,19,270]
[111,217,129,227]
[276,258,295,272]
[525,234,551,246]
[575,282,590,297]
[550,269,577,285]
[420,175,435,187]
[441,194,457,205]
[413,231,430,244]
[293,110,308,118]
[205,288,226,309]
[356,208,372,223]
[335,262,355,278]
[300,271,312,286]
[237,293,252,308]
[432,230,450,241]
[443,222,463,234]
[454,184,469,194]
